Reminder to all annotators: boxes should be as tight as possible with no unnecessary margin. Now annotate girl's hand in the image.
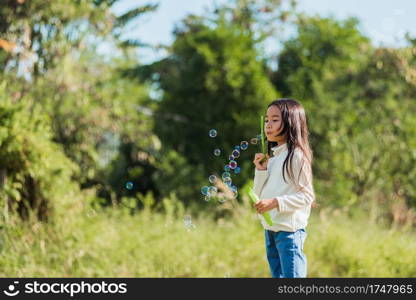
[253,153,269,170]
[254,198,279,214]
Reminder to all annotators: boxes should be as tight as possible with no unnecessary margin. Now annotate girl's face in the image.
[265,105,286,143]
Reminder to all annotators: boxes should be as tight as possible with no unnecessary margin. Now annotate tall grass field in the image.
[1,199,415,278]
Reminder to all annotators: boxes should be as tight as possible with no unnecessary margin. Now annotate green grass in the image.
[1,204,415,277]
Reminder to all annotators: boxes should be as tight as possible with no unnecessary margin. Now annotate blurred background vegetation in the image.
[0,0,415,277]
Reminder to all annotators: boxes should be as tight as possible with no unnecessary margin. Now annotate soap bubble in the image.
[86,209,96,218]
[229,160,237,169]
[209,175,217,184]
[209,129,217,138]
[184,215,192,226]
[201,186,210,196]
[214,149,221,156]
[183,215,196,230]
[240,141,249,150]
[218,197,227,203]
[222,172,231,180]
[228,155,234,161]
[204,195,211,201]
[234,166,241,174]
[224,177,232,185]
[125,182,134,190]
[224,165,231,172]
[234,145,241,151]
[208,186,218,196]
[250,138,258,145]
[230,185,238,192]
[232,149,240,158]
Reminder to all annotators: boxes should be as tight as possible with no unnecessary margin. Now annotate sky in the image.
[110,0,416,64]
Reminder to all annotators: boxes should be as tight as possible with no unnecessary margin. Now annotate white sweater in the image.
[253,143,315,232]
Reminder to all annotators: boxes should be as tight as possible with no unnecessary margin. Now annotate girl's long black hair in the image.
[265,98,313,185]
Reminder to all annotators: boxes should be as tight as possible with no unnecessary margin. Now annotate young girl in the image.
[252,98,315,278]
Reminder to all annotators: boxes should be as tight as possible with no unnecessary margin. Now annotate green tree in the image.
[0,0,160,217]
[0,0,157,76]
[0,82,81,221]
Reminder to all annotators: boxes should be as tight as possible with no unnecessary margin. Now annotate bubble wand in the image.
[246,187,273,226]
[244,115,273,226]
[260,115,267,163]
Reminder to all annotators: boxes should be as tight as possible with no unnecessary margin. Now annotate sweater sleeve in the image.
[253,169,269,199]
[274,152,315,213]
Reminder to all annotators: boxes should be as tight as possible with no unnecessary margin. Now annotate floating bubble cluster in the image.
[202,128,265,203]
[202,184,218,200]
[123,129,266,205]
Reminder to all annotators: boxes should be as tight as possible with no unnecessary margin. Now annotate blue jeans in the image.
[265,229,307,278]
